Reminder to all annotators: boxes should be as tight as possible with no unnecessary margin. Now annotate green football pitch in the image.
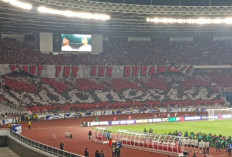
[107,120,232,137]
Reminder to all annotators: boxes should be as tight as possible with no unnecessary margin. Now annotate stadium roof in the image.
[1,0,232,36]
[90,0,232,6]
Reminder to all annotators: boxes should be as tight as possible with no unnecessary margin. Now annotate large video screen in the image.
[61,34,92,52]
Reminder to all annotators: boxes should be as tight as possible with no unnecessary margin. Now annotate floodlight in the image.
[147,17,232,25]
[37,6,110,21]
[1,0,32,10]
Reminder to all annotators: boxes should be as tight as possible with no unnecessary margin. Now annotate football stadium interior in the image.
[1,0,232,157]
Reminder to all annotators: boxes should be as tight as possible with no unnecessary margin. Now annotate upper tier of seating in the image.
[1,39,232,65]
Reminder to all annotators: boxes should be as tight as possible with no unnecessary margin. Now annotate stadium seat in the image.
[173,147,178,153]
[131,141,135,146]
[168,146,173,152]
[163,145,168,151]
[144,142,148,148]
[135,141,139,146]
[153,143,158,149]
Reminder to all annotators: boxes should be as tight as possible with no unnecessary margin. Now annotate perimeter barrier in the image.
[8,130,84,157]
[93,128,184,156]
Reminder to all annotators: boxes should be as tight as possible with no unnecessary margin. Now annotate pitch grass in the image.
[107,120,232,137]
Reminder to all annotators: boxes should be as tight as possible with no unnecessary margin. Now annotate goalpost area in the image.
[206,108,232,121]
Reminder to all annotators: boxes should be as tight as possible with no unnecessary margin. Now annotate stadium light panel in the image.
[147,17,232,25]
[1,0,32,10]
[37,6,110,21]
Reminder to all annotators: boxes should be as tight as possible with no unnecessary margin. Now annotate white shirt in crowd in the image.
[190,139,195,145]
[199,141,203,148]
[205,141,210,148]
[182,139,186,145]
[202,141,206,148]
[194,139,198,146]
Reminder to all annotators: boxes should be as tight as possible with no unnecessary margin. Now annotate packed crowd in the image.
[0,70,225,112]
[1,39,232,65]
[140,129,232,156]
[168,130,232,154]
[1,38,232,113]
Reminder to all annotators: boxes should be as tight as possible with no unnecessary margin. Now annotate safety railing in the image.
[93,128,184,156]
[9,130,85,157]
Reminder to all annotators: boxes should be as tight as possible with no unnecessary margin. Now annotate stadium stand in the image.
[0,69,225,113]
[1,39,232,115]
[1,39,232,65]
[1,0,232,157]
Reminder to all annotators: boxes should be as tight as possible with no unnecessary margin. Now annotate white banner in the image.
[0,64,194,78]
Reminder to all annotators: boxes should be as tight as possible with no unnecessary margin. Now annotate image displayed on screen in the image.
[61,34,92,52]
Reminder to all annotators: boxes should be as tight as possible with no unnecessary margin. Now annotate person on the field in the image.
[107,131,112,139]
[221,137,226,149]
[99,150,105,157]
[205,140,210,154]
[187,138,191,147]
[184,131,188,137]
[199,140,204,150]
[109,138,113,147]
[95,150,100,157]
[216,139,221,152]
[182,138,187,147]
[117,141,122,148]
[80,112,83,119]
[202,140,206,153]
[228,142,232,156]
[212,135,217,147]
[175,130,178,136]
[112,143,116,157]
[190,138,195,148]
[194,138,198,148]
[207,134,213,146]
[88,130,92,141]
[101,152,105,157]
[143,128,147,133]
[192,152,197,157]
[190,132,195,139]
[203,141,206,154]
[115,146,121,157]
[60,142,64,150]
[99,150,103,156]
[84,148,89,157]
[28,121,31,130]
[228,136,232,144]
